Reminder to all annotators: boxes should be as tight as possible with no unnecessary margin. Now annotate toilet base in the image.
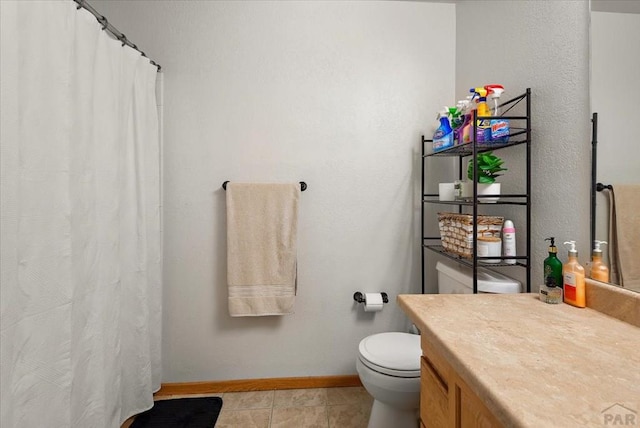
[367,399,419,428]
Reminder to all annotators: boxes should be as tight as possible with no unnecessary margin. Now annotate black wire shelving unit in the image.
[421,88,532,294]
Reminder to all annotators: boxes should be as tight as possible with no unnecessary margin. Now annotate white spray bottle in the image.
[484,84,510,142]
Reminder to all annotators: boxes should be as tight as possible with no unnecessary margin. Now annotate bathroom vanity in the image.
[398,289,640,427]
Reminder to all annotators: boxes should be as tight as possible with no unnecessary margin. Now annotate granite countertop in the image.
[398,293,640,427]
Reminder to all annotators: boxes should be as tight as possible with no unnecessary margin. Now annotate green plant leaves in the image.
[467,151,507,184]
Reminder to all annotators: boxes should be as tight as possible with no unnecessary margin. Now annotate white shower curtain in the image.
[0,2,162,427]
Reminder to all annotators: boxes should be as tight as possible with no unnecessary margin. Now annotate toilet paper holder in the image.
[353,292,389,304]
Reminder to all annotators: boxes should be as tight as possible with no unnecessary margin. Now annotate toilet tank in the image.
[436,260,522,294]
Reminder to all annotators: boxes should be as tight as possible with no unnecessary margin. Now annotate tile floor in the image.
[123,386,374,428]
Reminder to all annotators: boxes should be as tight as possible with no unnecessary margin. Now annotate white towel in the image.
[226,183,300,316]
[608,184,640,291]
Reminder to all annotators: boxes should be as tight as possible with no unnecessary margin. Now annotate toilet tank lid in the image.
[358,332,421,371]
[436,261,522,293]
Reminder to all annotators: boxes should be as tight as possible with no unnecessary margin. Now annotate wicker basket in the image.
[437,212,504,259]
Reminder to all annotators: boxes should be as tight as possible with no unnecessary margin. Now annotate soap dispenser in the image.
[562,241,586,308]
[543,237,563,288]
[589,240,610,282]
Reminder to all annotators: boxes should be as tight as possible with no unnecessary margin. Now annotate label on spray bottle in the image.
[433,130,453,152]
[476,120,491,143]
[490,119,510,142]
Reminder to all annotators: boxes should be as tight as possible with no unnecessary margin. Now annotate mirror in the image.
[590,1,640,292]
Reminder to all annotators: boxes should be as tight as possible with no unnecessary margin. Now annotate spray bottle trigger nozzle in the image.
[436,109,449,120]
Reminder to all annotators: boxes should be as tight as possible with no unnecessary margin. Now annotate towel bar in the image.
[222,181,307,191]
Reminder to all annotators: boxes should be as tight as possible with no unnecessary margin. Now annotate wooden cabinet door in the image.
[421,356,450,428]
[457,381,502,428]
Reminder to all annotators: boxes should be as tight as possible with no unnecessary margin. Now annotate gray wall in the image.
[93,0,592,383]
[94,0,456,382]
[455,0,591,288]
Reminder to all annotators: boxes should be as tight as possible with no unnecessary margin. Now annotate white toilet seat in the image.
[358,332,421,378]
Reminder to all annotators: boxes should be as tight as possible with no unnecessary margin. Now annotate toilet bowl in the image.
[356,332,421,428]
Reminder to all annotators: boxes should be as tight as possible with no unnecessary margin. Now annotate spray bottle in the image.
[484,84,510,142]
[470,87,491,143]
[589,240,610,282]
[452,99,471,145]
[459,95,475,144]
[448,105,464,132]
[543,237,563,289]
[562,241,586,308]
[432,108,453,152]
[502,220,516,264]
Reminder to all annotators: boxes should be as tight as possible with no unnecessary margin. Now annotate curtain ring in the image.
[118,33,127,47]
[98,15,108,31]
[76,0,85,10]
[140,51,147,58]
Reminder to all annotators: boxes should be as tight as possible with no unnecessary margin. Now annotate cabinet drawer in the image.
[421,356,449,428]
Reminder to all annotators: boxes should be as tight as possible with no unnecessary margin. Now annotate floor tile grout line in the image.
[325,403,330,428]
[269,390,275,428]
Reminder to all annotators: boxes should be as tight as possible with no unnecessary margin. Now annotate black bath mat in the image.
[130,397,223,428]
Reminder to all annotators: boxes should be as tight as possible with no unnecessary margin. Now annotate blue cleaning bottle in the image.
[433,109,453,152]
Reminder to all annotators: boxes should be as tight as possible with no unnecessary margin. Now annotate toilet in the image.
[356,332,421,428]
[436,260,522,294]
[357,262,521,428]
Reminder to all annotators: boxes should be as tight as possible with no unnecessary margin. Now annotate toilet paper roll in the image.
[363,293,384,312]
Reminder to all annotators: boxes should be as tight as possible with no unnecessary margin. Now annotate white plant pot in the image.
[460,182,501,203]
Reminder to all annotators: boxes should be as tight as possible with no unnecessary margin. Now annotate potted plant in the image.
[460,151,507,202]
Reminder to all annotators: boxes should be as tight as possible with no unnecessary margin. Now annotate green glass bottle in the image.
[543,237,563,288]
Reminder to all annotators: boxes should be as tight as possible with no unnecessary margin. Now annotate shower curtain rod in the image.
[73,0,162,72]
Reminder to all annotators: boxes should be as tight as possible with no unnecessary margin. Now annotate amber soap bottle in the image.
[589,240,610,282]
[562,241,586,308]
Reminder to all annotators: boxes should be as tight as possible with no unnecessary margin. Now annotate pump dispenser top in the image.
[564,241,578,256]
[593,240,607,253]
